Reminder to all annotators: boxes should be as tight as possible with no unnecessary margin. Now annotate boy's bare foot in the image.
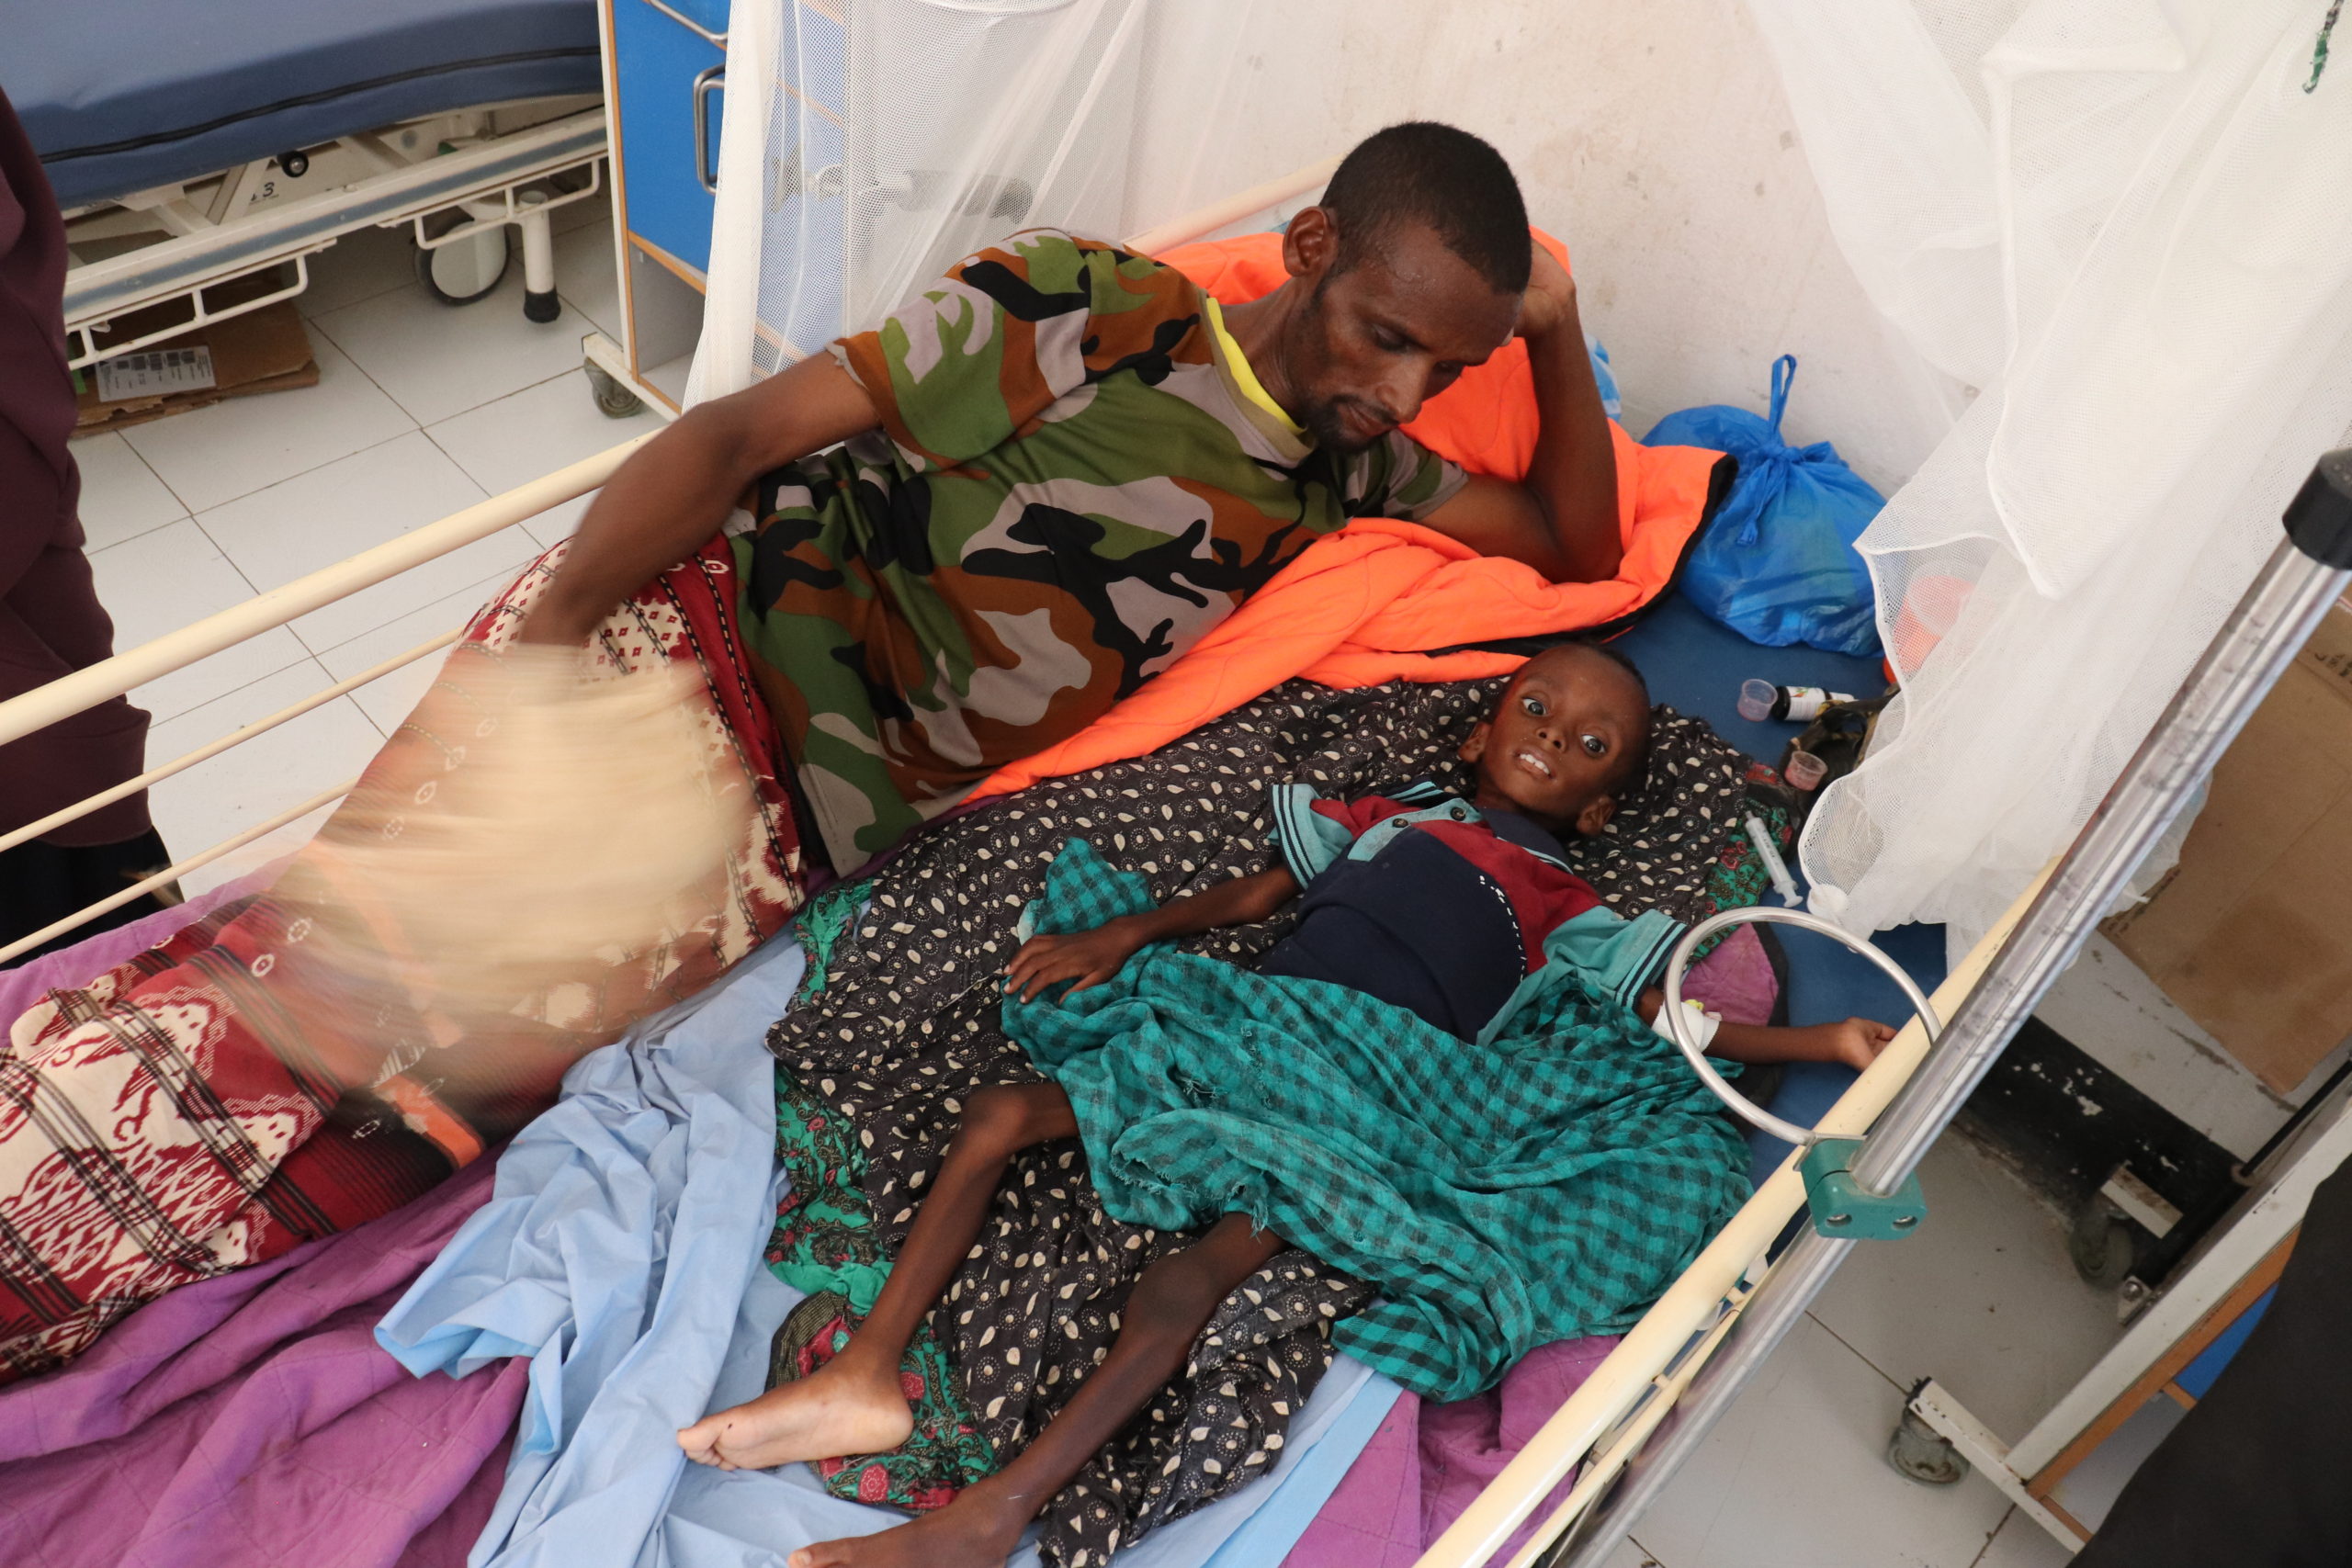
[787,1476,1031,1568]
[677,1357,914,1472]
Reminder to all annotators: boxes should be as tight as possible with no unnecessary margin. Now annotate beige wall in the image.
[1124,0,1951,496]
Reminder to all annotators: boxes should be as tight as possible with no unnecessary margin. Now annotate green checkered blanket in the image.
[1004,837,1752,1402]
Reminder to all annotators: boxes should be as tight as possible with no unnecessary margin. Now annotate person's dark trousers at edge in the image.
[2074,1155,2352,1568]
[0,82,171,965]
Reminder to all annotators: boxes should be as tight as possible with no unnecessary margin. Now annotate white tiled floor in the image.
[70,196,2114,1567]
[73,191,659,891]
[1613,1135,2119,1568]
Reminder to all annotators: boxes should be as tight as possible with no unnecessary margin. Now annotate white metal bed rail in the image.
[0,432,652,964]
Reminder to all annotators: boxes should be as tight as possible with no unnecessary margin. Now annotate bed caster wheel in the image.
[1886,1404,1966,1486]
[2070,1195,2141,1291]
[585,362,644,419]
[416,226,511,306]
[277,149,310,178]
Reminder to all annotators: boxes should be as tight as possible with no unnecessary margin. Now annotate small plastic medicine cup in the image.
[1784,750,1829,791]
[1737,679,1779,724]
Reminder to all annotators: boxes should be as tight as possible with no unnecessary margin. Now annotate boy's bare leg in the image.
[679,1081,1079,1470]
[787,1213,1286,1568]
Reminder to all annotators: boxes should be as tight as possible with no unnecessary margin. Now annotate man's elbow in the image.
[671,397,767,489]
[1537,507,1623,584]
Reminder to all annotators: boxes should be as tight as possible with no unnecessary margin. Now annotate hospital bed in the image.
[4,0,608,371]
[2,160,2346,1568]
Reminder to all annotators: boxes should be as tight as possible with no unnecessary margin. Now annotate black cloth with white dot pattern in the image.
[767,675,1751,1565]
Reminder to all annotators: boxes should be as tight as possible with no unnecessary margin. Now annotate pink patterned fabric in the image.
[1679,921,1779,1026]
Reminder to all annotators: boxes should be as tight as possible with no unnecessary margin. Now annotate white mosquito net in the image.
[686,0,1277,403]
[1752,0,2352,955]
[687,0,2352,960]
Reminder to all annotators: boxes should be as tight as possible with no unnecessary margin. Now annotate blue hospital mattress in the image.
[2,0,601,209]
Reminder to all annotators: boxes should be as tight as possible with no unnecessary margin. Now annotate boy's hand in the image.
[1005,919,1149,1002]
[1810,1017,1897,1072]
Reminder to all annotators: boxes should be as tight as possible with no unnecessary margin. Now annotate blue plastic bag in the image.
[1645,355,1884,657]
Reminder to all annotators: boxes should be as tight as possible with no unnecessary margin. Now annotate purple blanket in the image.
[0,863,279,1019]
[0,1150,521,1568]
[0,871,519,1568]
[1283,1337,1619,1568]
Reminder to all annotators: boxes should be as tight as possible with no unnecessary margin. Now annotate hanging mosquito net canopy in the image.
[690,0,2352,960]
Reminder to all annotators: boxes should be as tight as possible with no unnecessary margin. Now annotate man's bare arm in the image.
[516,355,880,645]
[1417,246,1622,583]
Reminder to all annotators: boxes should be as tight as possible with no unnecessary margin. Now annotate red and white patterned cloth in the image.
[0,538,807,1382]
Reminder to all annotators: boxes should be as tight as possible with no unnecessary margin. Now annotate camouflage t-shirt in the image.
[734,229,1467,872]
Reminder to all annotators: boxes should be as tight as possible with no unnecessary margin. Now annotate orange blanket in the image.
[972,230,1724,801]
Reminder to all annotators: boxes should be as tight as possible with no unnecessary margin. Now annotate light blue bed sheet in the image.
[377,929,1396,1568]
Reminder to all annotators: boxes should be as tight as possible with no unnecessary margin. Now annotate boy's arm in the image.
[1005,865,1300,1001]
[1637,987,1896,1074]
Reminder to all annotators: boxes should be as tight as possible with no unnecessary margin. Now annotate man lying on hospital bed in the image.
[513,121,1622,874]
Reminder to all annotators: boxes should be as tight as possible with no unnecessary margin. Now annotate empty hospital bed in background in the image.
[3,0,608,373]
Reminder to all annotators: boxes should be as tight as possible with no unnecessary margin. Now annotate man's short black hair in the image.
[1322,123,1532,296]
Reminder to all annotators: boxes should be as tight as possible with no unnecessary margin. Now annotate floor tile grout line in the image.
[180,421,449,601]
[303,288,444,425]
[311,276,605,429]
[107,434,202,527]
[285,537,512,664]
[299,555,531,662]
[300,282,412,325]
[551,293,620,347]
[151,411,423,523]
[186,512,267,600]
[416,363,591,452]
[354,686,400,741]
[1962,1505,2017,1568]
[420,334,601,429]
[296,241,423,323]
[141,642,344,735]
[1803,1305,1915,1398]
[84,512,192,559]
[152,656,379,783]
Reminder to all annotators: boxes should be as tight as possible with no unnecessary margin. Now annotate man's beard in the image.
[1300,394,1390,455]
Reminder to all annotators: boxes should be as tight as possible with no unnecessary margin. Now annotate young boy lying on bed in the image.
[679,643,1893,1568]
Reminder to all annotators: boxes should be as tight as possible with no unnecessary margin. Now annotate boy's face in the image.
[1460,647,1648,836]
